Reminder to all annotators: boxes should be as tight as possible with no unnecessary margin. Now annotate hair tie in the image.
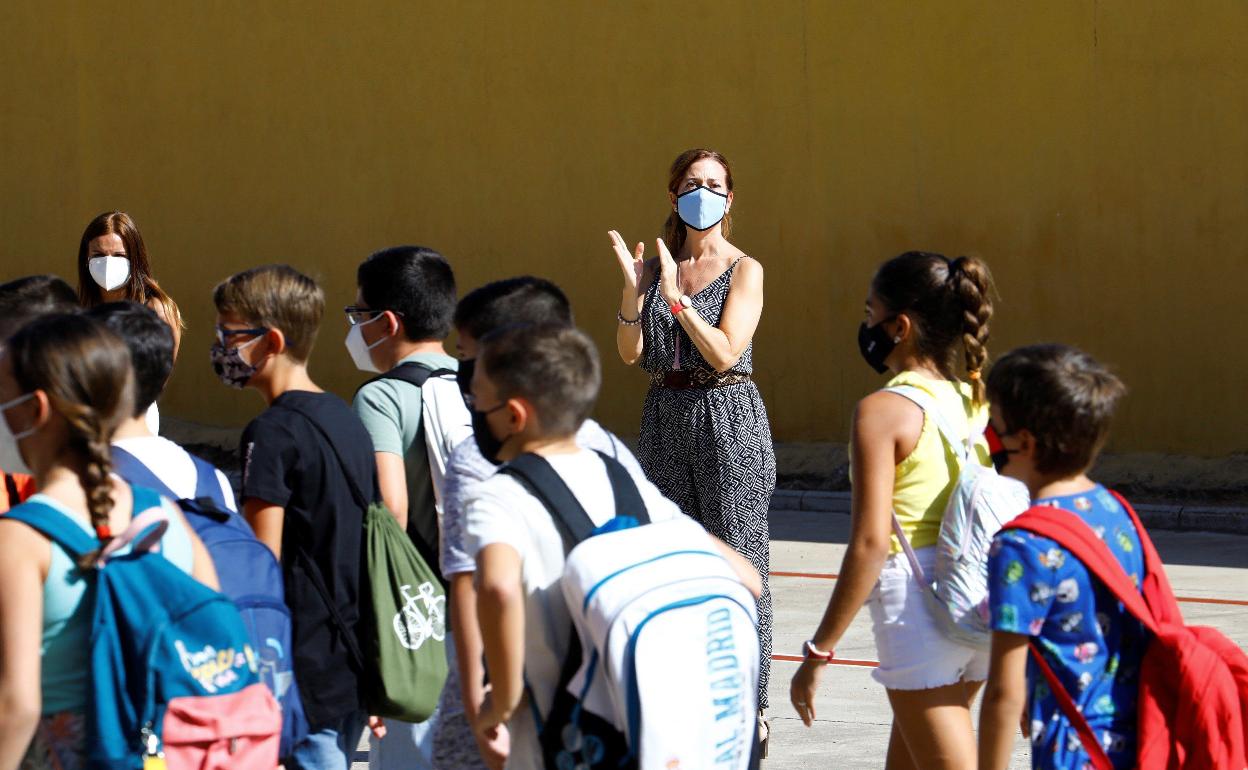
[968,369,982,381]
[947,256,967,281]
[95,524,112,540]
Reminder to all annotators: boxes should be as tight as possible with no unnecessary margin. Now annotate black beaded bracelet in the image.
[617,311,642,326]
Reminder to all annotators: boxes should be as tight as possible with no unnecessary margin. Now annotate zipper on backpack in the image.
[141,723,167,769]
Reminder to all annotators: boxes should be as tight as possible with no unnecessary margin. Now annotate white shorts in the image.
[867,546,990,690]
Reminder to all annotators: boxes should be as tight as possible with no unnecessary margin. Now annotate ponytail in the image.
[872,251,997,400]
[948,256,994,404]
[56,398,118,569]
[7,313,135,568]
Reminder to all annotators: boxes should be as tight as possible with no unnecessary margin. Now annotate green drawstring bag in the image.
[363,502,448,722]
[277,403,448,723]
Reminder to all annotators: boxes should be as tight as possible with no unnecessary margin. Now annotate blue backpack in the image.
[111,447,308,757]
[6,485,280,768]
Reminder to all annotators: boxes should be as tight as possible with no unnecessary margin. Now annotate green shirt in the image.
[353,351,459,576]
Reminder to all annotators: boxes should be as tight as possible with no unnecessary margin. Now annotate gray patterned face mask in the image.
[210,335,264,389]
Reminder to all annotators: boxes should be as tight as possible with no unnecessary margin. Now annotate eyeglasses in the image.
[462,393,506,413]
[343,306,404,326]
[214,325,268,346]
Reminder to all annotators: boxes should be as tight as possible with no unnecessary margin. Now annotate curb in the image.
[769,490,1248,535]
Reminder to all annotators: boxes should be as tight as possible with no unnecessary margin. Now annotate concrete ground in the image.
[353,505,1248,769]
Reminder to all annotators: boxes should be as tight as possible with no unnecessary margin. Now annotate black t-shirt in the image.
[240,390,377,728]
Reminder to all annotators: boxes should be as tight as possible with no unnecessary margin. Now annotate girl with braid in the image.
[790,252,996,770]
[0,313,217,769]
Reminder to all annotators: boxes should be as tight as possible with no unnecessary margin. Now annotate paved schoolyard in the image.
[355,505,1248,769]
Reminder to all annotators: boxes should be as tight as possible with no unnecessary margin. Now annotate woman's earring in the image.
[893,336,902,344]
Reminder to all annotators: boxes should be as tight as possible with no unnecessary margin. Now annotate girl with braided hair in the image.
[0,313,216,769]
[790,252,996,770]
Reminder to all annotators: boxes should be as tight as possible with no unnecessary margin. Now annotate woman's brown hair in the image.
[872,251,995,403]
[77,211,184,332]
[8,313,135,568]
[661,148,734,255]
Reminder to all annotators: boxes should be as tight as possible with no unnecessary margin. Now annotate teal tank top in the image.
[36,490,194,714]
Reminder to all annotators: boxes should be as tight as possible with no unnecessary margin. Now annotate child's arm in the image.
[978,630,1030,770]
[709,537,762,598]
[243,497,285,560]
[0,522,44,768]
[474,543,525,735]
[375,452,409,530]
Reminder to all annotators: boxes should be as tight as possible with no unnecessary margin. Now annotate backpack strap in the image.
[1026,644,1115,770]
[355,361,457,395]
[599,451,649,526]
[273,401,375,511]
[1001,501,1167,770]
[503,454,598,549]
[502,451,650,552]
[3,472,20,509]
[111,445,178,501]
[883,384,976,463]
[188,454,227,507]
[3,499,98,558]
[1002,505,1159,633]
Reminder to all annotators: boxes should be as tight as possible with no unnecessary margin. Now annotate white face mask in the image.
[0,393,37,476]
[344,315,388,373]
[88,256,131,291]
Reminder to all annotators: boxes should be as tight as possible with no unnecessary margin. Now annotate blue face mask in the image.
[676,186,729,231]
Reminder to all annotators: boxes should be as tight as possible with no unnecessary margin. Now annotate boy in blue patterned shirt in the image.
[978,345,1140,770]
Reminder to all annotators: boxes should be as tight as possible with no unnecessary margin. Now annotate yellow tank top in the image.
[883,371,991,553]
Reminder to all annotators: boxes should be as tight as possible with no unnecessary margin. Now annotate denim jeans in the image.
[290,710,368,770]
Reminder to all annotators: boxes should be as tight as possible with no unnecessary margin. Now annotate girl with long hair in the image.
[790,251,996,769]
[0,314,216,768]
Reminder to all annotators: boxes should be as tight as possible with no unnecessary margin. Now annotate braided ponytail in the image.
[58,398,118,568]
[948,256,995,404]
[7,313,135,568]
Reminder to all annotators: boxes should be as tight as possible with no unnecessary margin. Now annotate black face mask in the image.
[456,359,475,403]
[986,424,1019,474]
[471,403,510,466]
[857,318,898,374]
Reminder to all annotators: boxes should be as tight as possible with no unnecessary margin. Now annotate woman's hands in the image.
[606,231,679,305]
[608,231,645,293]
[655,238,682,305]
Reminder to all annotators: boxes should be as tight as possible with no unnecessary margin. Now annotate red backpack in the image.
[1002,491,1248,770]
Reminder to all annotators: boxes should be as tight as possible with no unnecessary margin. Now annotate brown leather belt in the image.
[651,369,752,390]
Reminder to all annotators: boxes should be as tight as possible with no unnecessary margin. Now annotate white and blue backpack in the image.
[504,452,761,770]
[884,384,1031,649]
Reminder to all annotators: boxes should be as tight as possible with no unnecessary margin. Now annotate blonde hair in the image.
[213,265,324,362]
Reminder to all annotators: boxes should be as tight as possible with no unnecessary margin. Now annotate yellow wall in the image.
[2,2,1245,454]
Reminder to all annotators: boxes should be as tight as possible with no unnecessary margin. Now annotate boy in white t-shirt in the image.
[87,301,237,508]
[464,323,761,770]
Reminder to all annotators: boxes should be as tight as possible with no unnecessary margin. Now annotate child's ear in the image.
[1015,427,1039,463]
[893,313,912,344]
[385,310,402,338]
[508,397,533,435]
[262,328,288,359]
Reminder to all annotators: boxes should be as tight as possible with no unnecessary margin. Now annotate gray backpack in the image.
[885,385,1031,649]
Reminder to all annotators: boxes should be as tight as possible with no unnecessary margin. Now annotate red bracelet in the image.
[803,640,834,663]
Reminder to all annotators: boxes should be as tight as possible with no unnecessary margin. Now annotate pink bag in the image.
[162,683,281,769]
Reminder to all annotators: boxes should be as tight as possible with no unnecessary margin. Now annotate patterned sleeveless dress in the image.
[638,256,777,708]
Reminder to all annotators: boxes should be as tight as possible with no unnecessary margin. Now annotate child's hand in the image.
[475,720,510,770]
[789,658,826,727]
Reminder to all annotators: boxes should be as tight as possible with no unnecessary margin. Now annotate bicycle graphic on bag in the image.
[393,582,446,651]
